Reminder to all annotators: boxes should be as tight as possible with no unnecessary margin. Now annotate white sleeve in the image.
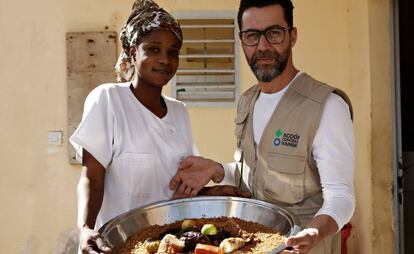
[69,86,114,168]
[313,93,355,230]
[220,163,237,185]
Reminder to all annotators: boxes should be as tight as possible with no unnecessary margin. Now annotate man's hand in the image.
[79,225,112,254]
[280,228,319,254]
[280,214,338,253]
[170,156,224,199]
[198,185,252,198]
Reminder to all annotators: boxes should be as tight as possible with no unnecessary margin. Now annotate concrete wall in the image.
[0,0,395,253]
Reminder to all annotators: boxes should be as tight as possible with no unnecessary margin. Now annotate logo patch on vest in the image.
[273,129,300,148]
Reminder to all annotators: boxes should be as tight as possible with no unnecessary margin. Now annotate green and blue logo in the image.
[273,128,300,148]
[273,129,284,147]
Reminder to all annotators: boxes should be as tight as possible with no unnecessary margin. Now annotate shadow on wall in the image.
[51,229,79,254]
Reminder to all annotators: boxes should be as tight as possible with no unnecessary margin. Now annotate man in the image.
[169,1,355,253]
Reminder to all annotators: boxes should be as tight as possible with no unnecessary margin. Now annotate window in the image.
[172,11,240,107]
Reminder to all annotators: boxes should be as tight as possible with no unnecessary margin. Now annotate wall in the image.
[347,0,374,252]
[0,0,395,253]
[367,0,394,253]
[0,1,131,253]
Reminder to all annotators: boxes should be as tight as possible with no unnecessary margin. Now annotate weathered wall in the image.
[347,0,375,252]
[367,0,394,253]
[345,0,395,253]
[0,0,395,253]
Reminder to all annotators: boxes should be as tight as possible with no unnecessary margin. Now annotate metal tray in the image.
[99,196,301,253]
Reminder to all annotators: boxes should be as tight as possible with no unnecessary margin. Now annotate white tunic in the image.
[70,83,195,229]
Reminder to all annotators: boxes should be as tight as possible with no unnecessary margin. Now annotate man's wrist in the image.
[212,162,225,183]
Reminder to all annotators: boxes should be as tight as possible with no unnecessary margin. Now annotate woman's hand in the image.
[77,149,110,253]
[79,225,112,254]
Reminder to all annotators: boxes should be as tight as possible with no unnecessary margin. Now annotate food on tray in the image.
[118,217,284,254]
[156,234,185,253]
[219,237,245,253]
[142,238,160,253]
[201,224,218,236]
[194,243,223,254]
[181,219,197,231]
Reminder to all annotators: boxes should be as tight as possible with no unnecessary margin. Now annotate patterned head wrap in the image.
[115,0,183,82]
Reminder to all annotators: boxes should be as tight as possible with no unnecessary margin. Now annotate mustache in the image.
[248,49,289,83]
[251,50,278,63]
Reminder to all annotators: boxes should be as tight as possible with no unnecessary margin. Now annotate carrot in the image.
[194,243,224,254]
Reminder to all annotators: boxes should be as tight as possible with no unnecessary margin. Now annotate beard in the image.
[248,48,290,83]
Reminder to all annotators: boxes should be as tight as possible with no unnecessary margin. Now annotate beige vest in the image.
[234,73,352,254]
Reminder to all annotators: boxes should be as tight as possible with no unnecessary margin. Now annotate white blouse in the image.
[70,83,195,229]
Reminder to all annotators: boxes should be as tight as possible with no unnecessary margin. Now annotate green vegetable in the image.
[201,224,218,235]
[181,219,197,230]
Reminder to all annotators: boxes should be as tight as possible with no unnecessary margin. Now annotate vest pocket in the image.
[264,152,306,204]
[234,110,248,140]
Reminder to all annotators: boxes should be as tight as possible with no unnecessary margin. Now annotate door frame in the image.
[392,0,404,253]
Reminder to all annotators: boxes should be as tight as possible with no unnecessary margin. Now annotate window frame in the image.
[171,11,241,108]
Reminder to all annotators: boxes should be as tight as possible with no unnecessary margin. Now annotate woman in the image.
[70,1,194,252]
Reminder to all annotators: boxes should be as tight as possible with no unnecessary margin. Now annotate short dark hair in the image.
[237,0,294,30]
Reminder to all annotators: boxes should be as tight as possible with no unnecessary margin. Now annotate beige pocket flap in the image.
[234,110,248,124]
[267,153,306,174]
[235,111,249,139]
